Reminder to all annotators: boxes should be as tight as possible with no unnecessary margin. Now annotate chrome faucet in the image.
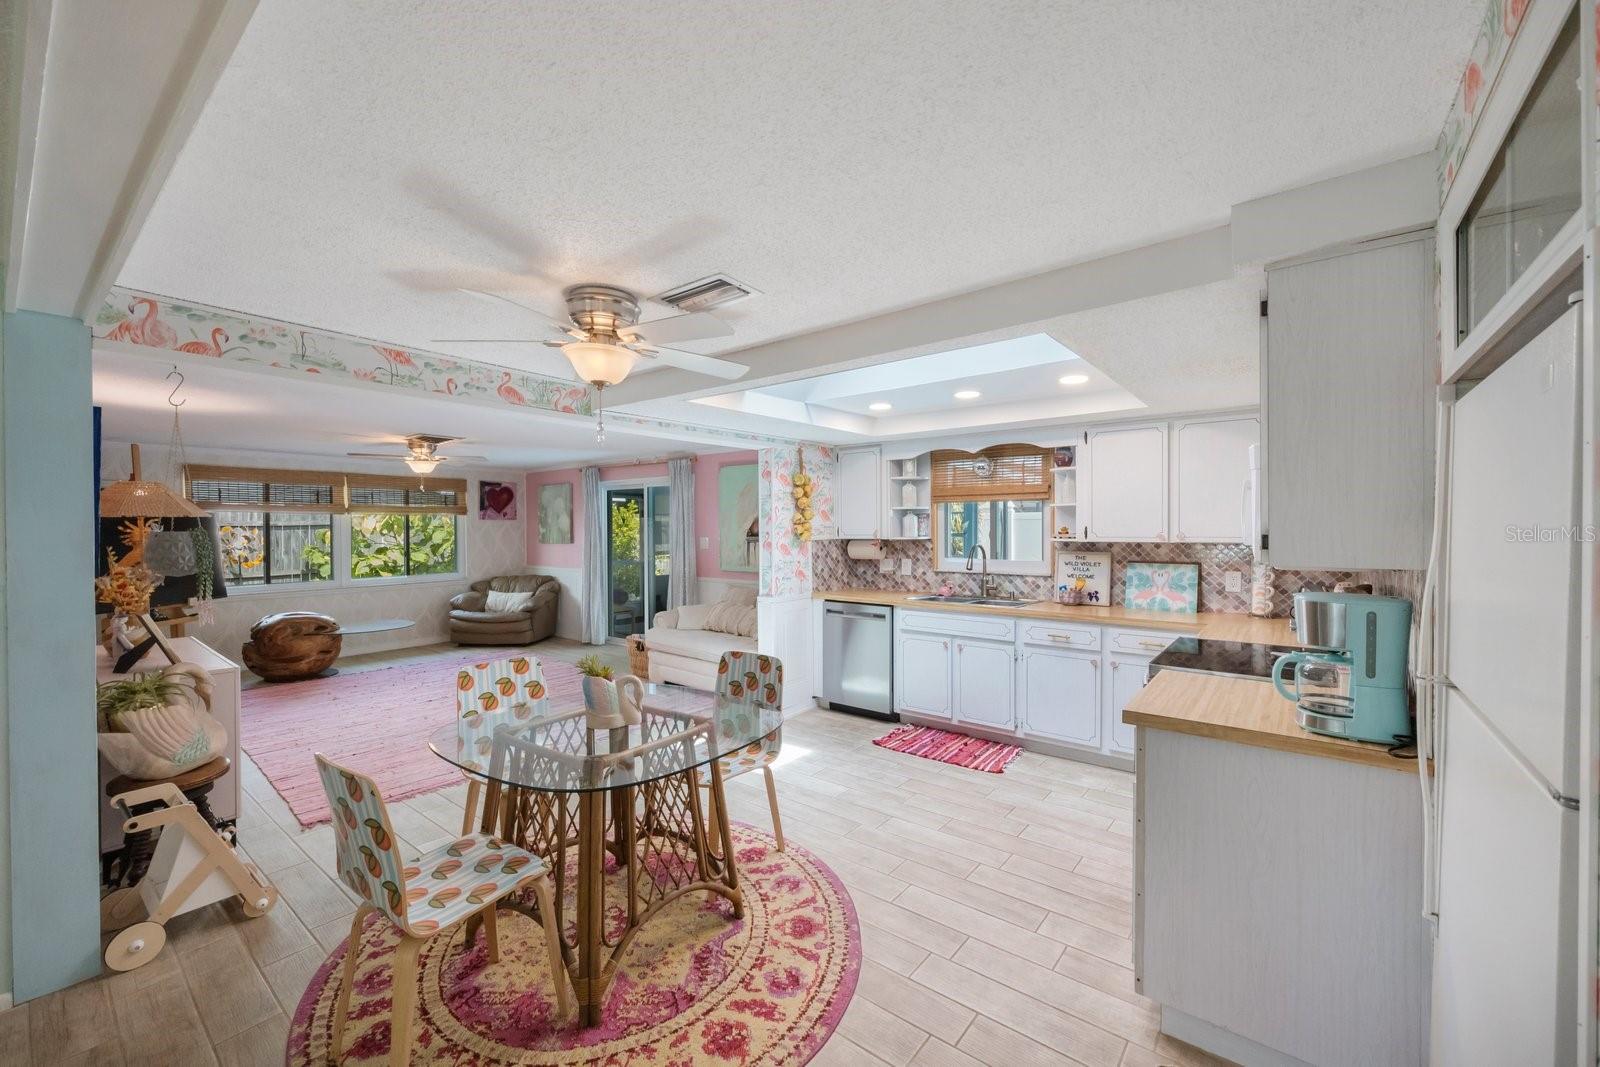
[965,544,997,598]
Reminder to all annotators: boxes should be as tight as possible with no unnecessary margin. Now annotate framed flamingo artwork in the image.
[478,480,517,521]
[1123,561,1199,613]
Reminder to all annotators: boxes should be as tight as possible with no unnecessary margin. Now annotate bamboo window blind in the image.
[185,465,468,515]
[930,445,1051,502]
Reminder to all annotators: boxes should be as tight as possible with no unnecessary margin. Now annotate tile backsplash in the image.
[810,538,1422,618]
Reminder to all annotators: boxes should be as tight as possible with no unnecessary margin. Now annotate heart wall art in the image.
[478,480,518,521]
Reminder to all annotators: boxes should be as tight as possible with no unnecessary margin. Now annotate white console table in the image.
[95,637,243,858]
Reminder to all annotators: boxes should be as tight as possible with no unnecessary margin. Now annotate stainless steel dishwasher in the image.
[821,600,896,720]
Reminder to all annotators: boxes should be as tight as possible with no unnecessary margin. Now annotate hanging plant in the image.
[190,524,214,601]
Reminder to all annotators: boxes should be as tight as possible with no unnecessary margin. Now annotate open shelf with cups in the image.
[884,454,931,540]
[1051,457,1082,542]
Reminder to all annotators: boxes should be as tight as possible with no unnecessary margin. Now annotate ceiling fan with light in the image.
[347,434,485,476]
[433,284,751,442]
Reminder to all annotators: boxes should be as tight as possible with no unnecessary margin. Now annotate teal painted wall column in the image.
[3,311,99,1000]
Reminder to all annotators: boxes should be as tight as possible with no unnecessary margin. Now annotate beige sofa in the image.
[644,586,758,691]
[448,574,559,645]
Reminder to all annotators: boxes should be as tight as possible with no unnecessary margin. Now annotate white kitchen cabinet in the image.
[1104,655,1148,755]
[1103,628,1176,756]
[896,632,952,718]
[1018,645,1100,747]
[1085,424,1168,541]
[834,446,882,539]
[1264,234,1435,569]
[953,638,1016,729]
[1172,415,1259,543]
[873,609,1189,767]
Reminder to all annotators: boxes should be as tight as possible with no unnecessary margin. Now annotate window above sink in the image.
[935,499,1050,576]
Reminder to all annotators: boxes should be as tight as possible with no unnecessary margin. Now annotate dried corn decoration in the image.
[791,449,813,542]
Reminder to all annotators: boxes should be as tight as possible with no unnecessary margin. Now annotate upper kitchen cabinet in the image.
[1084,424,1168,541]
[1265,234,1436,570]
[1172,415,1259,543]
[834,446,882,539]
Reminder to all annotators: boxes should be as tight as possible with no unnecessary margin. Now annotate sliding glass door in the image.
[605,482,671,640]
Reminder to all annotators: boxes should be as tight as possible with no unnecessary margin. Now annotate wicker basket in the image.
[626,635,650,678]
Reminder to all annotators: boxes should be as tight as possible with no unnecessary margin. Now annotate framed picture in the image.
[478,480,517,520]
[1123,561,1200,613]
[538,483,573,544]
[1055,551,1110,604]
[718,463,759,572]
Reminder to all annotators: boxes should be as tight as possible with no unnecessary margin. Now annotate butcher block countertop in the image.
[814,588,1301,645]
[1123,670,1417,773]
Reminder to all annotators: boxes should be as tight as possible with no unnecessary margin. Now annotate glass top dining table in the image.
[426,682,783,795]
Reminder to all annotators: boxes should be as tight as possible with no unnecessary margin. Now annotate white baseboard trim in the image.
[0,992,12,1012]
[1161,1006,1313,1067]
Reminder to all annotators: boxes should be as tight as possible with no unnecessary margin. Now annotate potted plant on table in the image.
[576,655,642,732]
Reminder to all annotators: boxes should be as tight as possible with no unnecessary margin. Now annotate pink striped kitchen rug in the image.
[871,725,1022,773]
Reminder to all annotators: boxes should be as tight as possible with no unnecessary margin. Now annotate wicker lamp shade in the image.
[100,479,207,519]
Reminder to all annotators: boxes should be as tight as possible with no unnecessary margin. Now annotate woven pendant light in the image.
[99,475,208,519]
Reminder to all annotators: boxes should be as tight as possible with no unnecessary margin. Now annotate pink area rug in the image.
[872,724,1022,773]
[287,826,859,1065]
[241,654,587,827]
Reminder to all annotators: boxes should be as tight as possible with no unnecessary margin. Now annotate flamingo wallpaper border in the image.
[91,288,801,448]
[95,287,593,415]
[1435,0,1531,201]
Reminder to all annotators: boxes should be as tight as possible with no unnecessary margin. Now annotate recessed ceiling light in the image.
[953,390,981,401]
[1058,374,1089,386]
[868,401,892,411]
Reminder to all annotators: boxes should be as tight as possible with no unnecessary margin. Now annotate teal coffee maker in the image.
[1271,591,1413,743]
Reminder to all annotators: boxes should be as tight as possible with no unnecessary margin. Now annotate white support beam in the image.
[72,0,258,320]
[1229,151,1437,268]
[607,225,1235,405]
[2,0,50,314]
[7,0,257,320]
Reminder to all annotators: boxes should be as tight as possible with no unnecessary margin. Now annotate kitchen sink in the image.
[905,594,1038,607]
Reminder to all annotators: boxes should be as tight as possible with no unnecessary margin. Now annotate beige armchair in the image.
[448,575,559,645]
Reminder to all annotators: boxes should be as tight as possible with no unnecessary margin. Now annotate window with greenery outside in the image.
[215,510,333,585]
[350,512,458,579]
[609,497,641,602]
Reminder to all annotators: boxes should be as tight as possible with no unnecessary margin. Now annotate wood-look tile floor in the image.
[0,640,1226,1067]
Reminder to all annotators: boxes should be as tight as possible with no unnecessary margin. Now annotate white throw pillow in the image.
[485,589,534,613]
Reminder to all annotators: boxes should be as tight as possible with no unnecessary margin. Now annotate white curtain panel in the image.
[581,465,607,644]
[667,456,697,609]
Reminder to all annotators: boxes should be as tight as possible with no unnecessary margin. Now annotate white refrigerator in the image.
[1432,303,1582,1064]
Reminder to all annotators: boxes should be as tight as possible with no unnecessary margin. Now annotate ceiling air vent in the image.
[655,274,757,314]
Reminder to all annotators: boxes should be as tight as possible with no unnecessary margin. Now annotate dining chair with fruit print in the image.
[454,656,550,833]
[314,754,569,1066]
[699,651,785,851]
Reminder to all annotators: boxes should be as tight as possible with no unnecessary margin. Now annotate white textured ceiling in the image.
[120,0,1482,388]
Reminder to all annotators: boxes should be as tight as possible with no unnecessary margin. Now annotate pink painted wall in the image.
[525,451,759,579]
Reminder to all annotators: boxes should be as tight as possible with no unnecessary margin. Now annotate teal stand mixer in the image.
[1271,591,1413,743]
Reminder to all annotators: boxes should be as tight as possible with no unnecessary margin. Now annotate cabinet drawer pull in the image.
[1138,640,1168,650]
[1047,633,1075,642]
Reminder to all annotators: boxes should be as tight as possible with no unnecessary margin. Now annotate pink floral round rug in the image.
[287,826,859,1065]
